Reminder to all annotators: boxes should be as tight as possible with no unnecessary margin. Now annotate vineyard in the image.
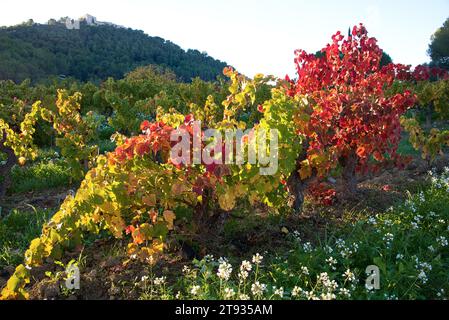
[0,24,449,301]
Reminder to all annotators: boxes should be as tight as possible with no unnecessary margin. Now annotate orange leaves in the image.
[127,240,163,265]
[223,66,234,77]
[108,121,174,165]
[127,174,139,195]
[135,141,150,157]
[149,209,158,224]
[373,151,384,162]
[163,210,176,230]
[171,182,188,196]
[142,194,157,207]
[356,146,366,158]
[18,157,26,166]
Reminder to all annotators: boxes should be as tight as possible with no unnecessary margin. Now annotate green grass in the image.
[0,208,52,269]
[3,142,116,195]
[10,160,74,194]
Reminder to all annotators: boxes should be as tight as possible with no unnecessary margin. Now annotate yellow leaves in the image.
[163,210,176,230]
[99,201,117,214]
[91,207,102,223]
[18,157,26,166]
[142,194,157,207]
[106,215,126,239]
[157,110,185,128]
[127,240,164,266]
[152,239,164,253]
[127,242,138,257]
[219,189,236,211]
[100,201,125,238]
[0,265,30,300]
[401,116,449,163]
[248,192,259,206]
[299,159,312,180]
[233,183,247,197]
[237,121,247,130]
[309,153,326,167]
[25,238,45,267]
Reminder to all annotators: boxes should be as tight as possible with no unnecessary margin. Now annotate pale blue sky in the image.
[1,0,448,78]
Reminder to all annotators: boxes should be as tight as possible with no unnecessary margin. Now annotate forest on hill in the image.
[0,18,228,83]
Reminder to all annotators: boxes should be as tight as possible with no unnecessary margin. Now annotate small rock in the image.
[40,281,61,300]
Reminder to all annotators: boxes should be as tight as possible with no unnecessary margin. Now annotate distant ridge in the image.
[0,15,228,83]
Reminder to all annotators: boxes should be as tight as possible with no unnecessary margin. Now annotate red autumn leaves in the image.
[108,121,174,165]
[290,24,416,180]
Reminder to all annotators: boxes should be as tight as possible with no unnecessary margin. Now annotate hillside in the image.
[0,17,228,83]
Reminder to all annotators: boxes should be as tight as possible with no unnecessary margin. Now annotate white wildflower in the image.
[326,257,337,270]
[190,285,201,296]
[320,292,336,300]
[301,266,310,276]
[418,270,428,284]
[252,253,264,265]
[153,276,166,286]
[303,242,313,253]
[339,288,351,298]
[343,269,356,283]
[223,287,235,299]
[383,233,394,247]
[182,265,191,274]
[437,236,448,247]
[251,281,267,296]
[239,270,249,280]
[306,291,318,300]
[291,286,303,297]
[240,260,252,272]
[217,261,233,281]
[273,286,284,298]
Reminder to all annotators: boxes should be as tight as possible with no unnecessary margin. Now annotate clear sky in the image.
[1,0,448,78]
